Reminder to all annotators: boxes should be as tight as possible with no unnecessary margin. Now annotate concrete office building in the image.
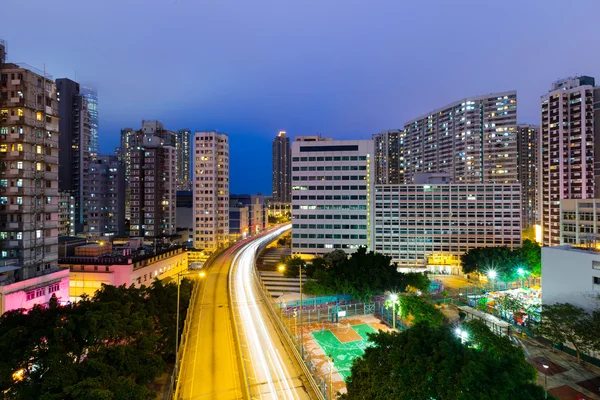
[58,190,75,236]
[540,76,600,246]
[373,129,403,184]
[560,199,600,245]
[0,43,70,314]
[87,155,125,236]
[176,129,192,190]
[374,183,522,270]
[403,91,518,184]
[517,124,539,229]
[542,246,600,312]
[193,131,229,252]
[129,133,176,237]
[272,130,291,203]
[56,78,92,233]
[291,137,374,255]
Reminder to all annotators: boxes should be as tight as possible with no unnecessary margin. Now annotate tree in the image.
[397,295,444,327]
[461,241,541,281]
[539,303,594,362]
[341,323,546,400]
[281,255,306,278]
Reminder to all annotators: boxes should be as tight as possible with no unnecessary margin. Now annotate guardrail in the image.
[252,234,327,400]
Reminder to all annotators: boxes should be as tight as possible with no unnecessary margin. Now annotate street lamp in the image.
[541,360,549,399]
[390,293,398,330]
[278,264,286,273]
[328,354,334,400]
[517,267,526,287]
[455,328,469,344]
[487,269,497,289]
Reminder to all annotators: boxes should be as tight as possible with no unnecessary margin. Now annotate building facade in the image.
[291,138,374,254]
[176,129,192,190]
[559,199,600,245]
[230,194,264,235]
[373,129,403,184]
[57,78,92,233]
[517,124,539,229]
[58,190,75,236]
[129,134,176,237]
[374,184,522,269]
[272,131,291,203]
[193,131,229,252]
[87,155,126,236]
[403,91,518,184]
[0,48,69,314]
[80,85,98,158]
[229,201,249,242]
[540,76,599,246]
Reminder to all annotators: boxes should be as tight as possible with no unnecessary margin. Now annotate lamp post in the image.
[541,360,549,399]
[299,262,304,359]
[487,269,497,290]
[517,267,526,288]
[328,354,334,400]
[390,293,398,330]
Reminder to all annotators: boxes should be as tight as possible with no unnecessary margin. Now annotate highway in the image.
[177,225,314,399]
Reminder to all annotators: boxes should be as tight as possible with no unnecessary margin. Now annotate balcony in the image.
[8,204,22,211]
[10,79,21,85]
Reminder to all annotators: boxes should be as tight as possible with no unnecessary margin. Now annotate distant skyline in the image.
[4,0,600,193]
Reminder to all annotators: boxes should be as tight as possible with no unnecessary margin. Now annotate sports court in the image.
[310,323,378,381]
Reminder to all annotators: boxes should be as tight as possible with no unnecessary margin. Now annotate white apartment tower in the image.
[540,76,599,246]
[291,137,374,255]
[193,131,229,252]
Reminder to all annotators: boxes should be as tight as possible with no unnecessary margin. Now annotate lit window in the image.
[36,145,42,154]
[36,112,42,121]
[17,109,23,117]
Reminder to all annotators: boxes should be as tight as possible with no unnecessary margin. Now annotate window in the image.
[36,112,42,121]
[594,277,600,285]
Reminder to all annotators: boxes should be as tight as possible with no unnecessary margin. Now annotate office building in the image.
[517,124,539,229]
[559,199,600,245]
[176,129,192,190]
[87,155,126,236]
[192,131,229,252]
[373,129,403,184]
[403,91,518,184]
[230,194,265,234]
[80,85,98,158]
[291,138,374,254]
[129,133,176,237]
[540,76,600,246]
[542,246,600,312]
[58,190,75,236]
[229,200,249,242]
[56,78,92,233]
[272,131,291,203]
[373,183,521,270]
[0,44,70,314]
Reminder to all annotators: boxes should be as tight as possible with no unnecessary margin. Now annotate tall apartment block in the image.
[516,125,539,229]
[176,129,192,190]
[403,91,518,184]
[540,76,600,246]
[129,133,176,238]
[373,129,403,184]
[80,86,98,158]
[192,131,229,252]
[88,155,125,236]
[58,190,75,236]
[291,137,374,255]
[374,183,522,270]
[272,131,291,203]
[0,41,69,313]
[230,194,265,234]
[57,78,92,233]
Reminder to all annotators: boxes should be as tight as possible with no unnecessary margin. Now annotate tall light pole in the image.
[542,360,549,399]
[299,262,304,359]
[328,354,334,400]
[390,293,398,330]
[175,271,181,388]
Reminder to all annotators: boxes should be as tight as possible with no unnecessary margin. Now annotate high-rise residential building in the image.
[0,45,70,313]
[272,131,291,203]
[87,155,126,236]
[57,78,92,233]
[192,131,229,252]
[80,86,98,158]
[540,76,600,246]
[560,199,600,245]
[176,129,192,190]
[374,183,522,271]
[403,91,518,184]
[129,133,176,238]
[230,194,265,234]
[58,190,75,236]
[291,137,374,255]
[517,124,539,229]
[373,129,403,184]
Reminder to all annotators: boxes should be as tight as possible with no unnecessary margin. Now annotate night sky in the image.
[4,0,600,194]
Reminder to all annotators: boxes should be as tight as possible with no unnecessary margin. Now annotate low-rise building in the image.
[230,194,265,235]
[560,199,600,245]
[541,245,600,312]
[374,183,522,271]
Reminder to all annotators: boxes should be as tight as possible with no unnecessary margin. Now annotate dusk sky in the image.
[4,0,600,194]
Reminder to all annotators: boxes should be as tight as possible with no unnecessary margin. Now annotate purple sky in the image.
[4,0,600,194]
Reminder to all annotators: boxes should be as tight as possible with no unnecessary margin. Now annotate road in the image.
[177,226,313,399]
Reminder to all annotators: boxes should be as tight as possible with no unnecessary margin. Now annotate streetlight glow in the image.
[487,270,497,280]
[199,271,206,278]
[517,267,525,276]
[278,264,286,273]
[390,293,398,302]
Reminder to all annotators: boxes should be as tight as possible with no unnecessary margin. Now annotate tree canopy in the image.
[460,239,541,280]
[0,278,194,399]
[299,247,430,300]
[396,295,444,327]
[341,322,546,400]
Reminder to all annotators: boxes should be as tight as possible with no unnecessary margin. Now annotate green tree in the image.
[281,255,306,278]
[539,303,594,362]
[397,295,444,327]
[341,323,546,400]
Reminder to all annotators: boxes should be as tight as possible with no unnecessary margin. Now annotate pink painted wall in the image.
[0,269,70,314]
